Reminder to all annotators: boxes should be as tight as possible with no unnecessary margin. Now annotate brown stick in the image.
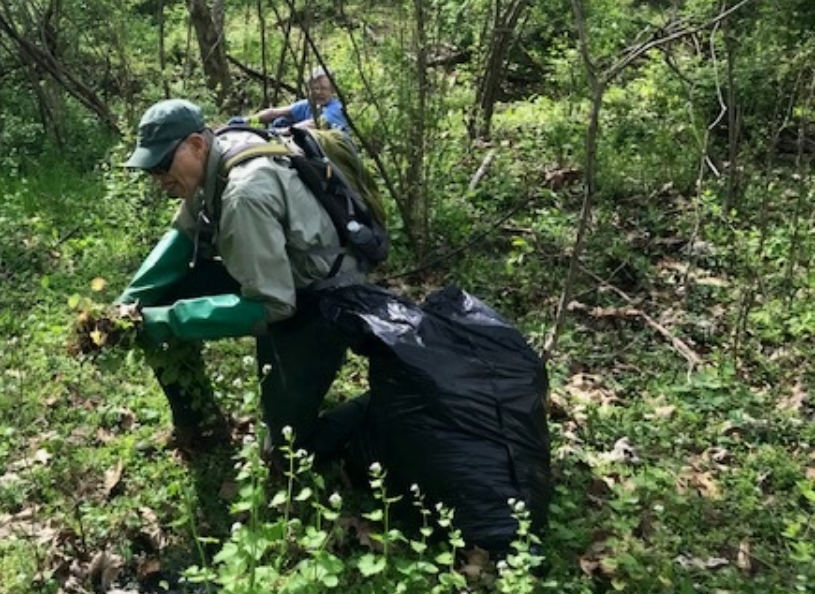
[579,266,702,368]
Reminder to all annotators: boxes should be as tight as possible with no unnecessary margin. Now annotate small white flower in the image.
[507,497,517,507]
[513,500,526,512]
[231,522,243,533]
[435,502,444,512]
[295,448,308,459]
[242,355,255,367]
[369,462,382,474]
[410,483,420,495]
[496,560,509,572]
[261,364,272,375]
[281,425,293,440]
[329,492,343,509]
[231,378,243,388]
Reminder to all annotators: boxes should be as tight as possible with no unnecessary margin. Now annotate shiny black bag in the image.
[321,284,551,552]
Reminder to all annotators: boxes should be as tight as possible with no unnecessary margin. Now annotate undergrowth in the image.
[2,97,815,593]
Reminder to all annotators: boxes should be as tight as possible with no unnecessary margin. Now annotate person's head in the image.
[125,99,212,202]
[307,66,335,105]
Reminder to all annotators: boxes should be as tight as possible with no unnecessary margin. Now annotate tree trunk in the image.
[408,0,430,256]
[158,0,170,98]
[187,0,232,107]
[470,0,529,140]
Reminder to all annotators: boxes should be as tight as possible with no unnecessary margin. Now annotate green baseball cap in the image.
[124,99,205,169]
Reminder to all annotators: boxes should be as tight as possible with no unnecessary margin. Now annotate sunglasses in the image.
[147,137,187,175]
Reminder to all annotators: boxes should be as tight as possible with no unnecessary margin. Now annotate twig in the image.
[53,226,81,248]
[468,149,496,190]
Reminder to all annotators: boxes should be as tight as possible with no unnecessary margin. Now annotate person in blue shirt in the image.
[231,66,349,132]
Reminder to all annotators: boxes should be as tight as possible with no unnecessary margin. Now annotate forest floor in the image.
[1,152,814,594]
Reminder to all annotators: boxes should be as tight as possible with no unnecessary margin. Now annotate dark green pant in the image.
[148,259,360,458]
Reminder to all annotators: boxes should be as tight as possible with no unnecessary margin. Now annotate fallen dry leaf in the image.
[461,546,490,581]
[586,475,615,503]
[579,556,599,576]
[600,437,642,465]
[578,530,615,577]
[102,460,124,499]
[96,427,116,444]
[90,277,107,292]
[547,391,569,420]
[564,373,620,408]
[676,467,722,500]
[777,381,807,413]
[88,550,123,591]
[137,557,161,579]
[0,508,58,545]
[737,539,752,574]
[136,507,166,552]
[337,516,383,552]
[701,446,732,468]
[653,404,676,419]
[0,471,23,488]
[674,554,729,570]
[9,448,53,472]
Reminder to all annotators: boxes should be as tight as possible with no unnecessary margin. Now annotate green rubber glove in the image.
[140,294,269,344]
[116,229,194,306]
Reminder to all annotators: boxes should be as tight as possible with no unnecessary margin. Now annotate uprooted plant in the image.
[66,297,142,356]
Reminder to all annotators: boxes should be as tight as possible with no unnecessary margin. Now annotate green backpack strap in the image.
[220,142,290,173]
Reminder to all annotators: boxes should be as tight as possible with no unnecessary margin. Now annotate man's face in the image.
[308,76,334,105]
[148,133,207,203]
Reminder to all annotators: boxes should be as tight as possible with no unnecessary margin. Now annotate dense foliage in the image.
[1,0,814,592]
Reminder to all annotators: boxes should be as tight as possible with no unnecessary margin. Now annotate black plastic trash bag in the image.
[320,284,551,552]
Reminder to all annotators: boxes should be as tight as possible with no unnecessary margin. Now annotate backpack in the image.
[215,125,389,273]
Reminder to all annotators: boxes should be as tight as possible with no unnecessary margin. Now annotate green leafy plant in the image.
[781,480,815,591]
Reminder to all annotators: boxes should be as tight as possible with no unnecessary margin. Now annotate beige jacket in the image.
[172,130,363,322]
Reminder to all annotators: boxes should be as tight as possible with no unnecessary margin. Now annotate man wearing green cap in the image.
[116,98,367,459]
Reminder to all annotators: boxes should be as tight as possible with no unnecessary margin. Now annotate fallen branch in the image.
[579,265,702,369]
[468,149,496,190]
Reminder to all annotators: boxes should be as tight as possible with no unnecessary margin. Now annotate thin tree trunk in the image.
[409,0,429,255]
[472,0,529,140]
[187,0,232,106]
[256,0,268,105]
[722,23,741,215]
[158,0,170,98]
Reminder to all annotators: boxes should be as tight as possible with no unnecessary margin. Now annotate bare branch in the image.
[606,0,755,82]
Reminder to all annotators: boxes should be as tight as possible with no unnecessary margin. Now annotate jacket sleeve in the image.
[116,229,193,306]
[140,295,268,344]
